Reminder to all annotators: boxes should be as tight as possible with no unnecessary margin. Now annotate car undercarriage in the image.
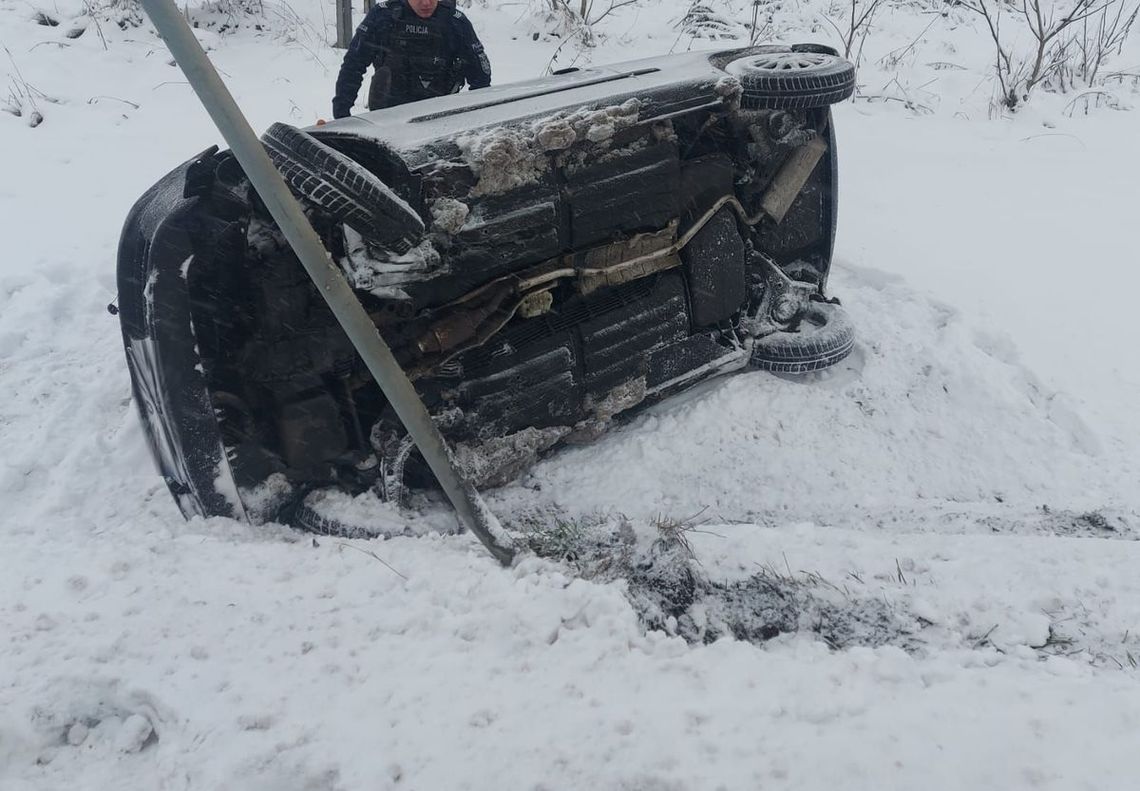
[117,45,857,528]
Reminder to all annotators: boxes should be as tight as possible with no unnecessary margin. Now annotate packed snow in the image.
[2,0,1139,788]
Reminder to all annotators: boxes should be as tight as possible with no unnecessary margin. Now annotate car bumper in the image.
[116,149,247,521]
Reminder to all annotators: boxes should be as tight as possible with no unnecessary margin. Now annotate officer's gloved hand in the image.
[332,102,351,120]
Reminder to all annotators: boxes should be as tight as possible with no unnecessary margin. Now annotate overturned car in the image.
[117,44,858,528]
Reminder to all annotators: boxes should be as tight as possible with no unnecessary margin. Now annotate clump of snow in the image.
[458,98,644,195]
[456,125,546,196]
[238,472,294,524]
[714,74,743,109]
[567,376,647,443]
[429,196,470,234]
[341,229,441,293]
[538,96,642,147]
[534,117,577,151]
[566,135,650,173]
[453,425,572,487]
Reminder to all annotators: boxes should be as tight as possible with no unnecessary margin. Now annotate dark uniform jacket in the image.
[332,0,491,118]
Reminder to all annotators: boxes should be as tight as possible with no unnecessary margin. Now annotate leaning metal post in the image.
[138,0,516,566]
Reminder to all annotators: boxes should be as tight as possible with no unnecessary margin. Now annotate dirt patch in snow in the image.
[1000,506,1137,540]
[522,517,918,650]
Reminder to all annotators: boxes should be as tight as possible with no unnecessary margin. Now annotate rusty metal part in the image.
[517,289,554,318]
[407,294,527,380]
[582,221,676,269]
[579,251,682,295]
[577,222,679,294]
[759,135,828,224]
[413,282,513,356]
[744,251,818,337]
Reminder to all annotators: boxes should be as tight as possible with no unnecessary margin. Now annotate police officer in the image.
[332,0,491,118]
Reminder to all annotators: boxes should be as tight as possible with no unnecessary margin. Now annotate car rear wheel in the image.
[725,51,855,109]
[260,122,424,253]
[750,301,855,373]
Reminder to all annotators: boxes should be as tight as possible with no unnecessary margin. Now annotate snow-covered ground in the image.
[2,0,1139,787]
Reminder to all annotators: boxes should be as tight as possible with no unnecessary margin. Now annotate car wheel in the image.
[724,51,855,110]
[750,301,855,373]
[293,495,370,538]
[260,122,424,253]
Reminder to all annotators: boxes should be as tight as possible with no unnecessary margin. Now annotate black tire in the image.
[724,51,855,110]
[750,301,855,373]
[260,122,424,252]
[293,496,374,539]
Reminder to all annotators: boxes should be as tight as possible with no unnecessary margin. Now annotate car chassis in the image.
[117,44,858,530]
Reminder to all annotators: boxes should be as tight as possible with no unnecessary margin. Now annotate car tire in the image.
[750,301,855,373]
[724,50,855,110]
[293,495,372,539]
[293,488,399,539]
[260,122,424,252]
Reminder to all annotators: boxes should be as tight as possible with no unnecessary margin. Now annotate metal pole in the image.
[139,0,516,566]
[335,0,353,48]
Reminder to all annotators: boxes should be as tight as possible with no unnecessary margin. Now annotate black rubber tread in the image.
[293,500,370,538]
[750,301,855,374]
[727,53,856,110]
[260,122,424,252]
[790,42,840,57]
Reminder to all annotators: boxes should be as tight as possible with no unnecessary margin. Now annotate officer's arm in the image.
[453,13,491,90]
[332,6,391,118]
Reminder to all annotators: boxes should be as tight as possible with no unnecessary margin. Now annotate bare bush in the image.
[878,15,941,70]
[3,47,54,128]
[822,0,886,65]
[83,0,266,32]
[746,0,784,45]
[675,0,747,41]
[187,0,267,30]
[1066,0,1139,87]
[91,0,145,29]
[856,75,937,113]
[963,0,1125,111]
[543,0,640,44]
[1062,88,1123,113]
[537,0,640,70]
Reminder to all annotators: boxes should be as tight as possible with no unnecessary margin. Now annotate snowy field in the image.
[2,0,1139,787]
